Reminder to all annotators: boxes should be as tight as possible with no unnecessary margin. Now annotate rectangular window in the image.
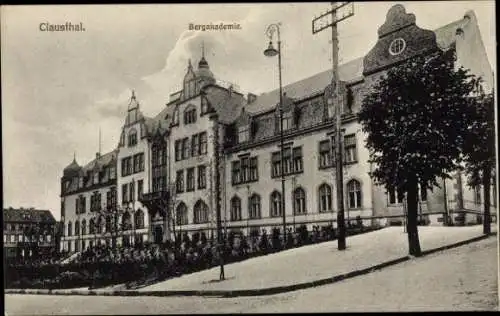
[238,125,250,143]
[344,134,357,163]
[121,158,127,176]
[182,138,190,160]
[232,161,241,185]
[81,196,86,213]
[250,157,258,181]
[122,183,128,203]
[198,165,206,189]
[293,147,303,172]
[241,157,249,183]
[388,188,404,205]
[127,157,133,175]
[139,153,144,172]
[129,181,135,202]
[175,140,181,161]
[109,167,116,180]
[200,132,208,155]
[176,170,184,193]
[192,134,200,157]
[187,168,195,192]
[282,115,293,131]
[271,152,281,178]
[138,180,144,200]
[133,154,140,173]
[283,147,292,175]
[93,172,99,185]
[319,140,332,169]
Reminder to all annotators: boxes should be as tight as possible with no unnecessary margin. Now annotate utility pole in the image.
[313,2,354,251]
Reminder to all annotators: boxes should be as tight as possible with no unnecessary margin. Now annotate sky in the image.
[1,2,495,220]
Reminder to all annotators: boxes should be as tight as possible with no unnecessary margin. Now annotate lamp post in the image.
[264,22,287,246]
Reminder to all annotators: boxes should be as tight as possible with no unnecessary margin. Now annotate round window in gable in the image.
[389,38,406,56]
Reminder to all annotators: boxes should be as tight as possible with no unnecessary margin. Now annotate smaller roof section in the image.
[4,207,56,224]
[63,154,81,177]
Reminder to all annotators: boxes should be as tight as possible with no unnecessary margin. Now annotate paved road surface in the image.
[5,236,498,314]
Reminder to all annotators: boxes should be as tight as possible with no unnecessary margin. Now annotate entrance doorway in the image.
[154,225,163,244]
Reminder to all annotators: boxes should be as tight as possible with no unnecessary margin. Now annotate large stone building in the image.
[3,207,58,261]
[60,5,496,252]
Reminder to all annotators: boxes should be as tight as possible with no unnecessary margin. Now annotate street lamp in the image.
[264,22,287,246]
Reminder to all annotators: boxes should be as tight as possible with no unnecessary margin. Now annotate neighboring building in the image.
[60,150,118,252]
[60,5,496,251]
[3,207,57,261]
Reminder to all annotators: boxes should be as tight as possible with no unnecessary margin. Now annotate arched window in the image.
[184,105,197,125]
[81,219,87,235]
[270,191,282,217]
[122,212,131,230]
[249,194,261,219]
[230,196,242,221]
[194,200,209,224]
[176,203,188,226]
[128,128,137,147]
[135,209,145,229]
[89,218,95,234]
[75,220,80,236]
[319,183,332,212]
[347,180,362,209]
[293,187,307,215]
[67,221,72,237]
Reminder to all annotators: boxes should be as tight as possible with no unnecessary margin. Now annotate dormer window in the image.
[282,112,293,131]
[93,172,99,185]
[109,167,116,180]
[238,125,250,143]
[184,106,197,125]
[79,177,84,189]
[128,129,137,147]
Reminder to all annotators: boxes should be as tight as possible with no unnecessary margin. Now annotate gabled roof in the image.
[246,57,364,115]
[4,208,56,223]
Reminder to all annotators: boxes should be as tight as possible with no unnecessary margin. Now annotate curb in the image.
[6,232,496,298]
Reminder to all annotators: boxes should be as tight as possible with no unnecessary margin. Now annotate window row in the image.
[228,181,362,220]
[4,234,52,243]
[318,134,358,169]
[67,210,145,237]
[176,165,207,193]
[175,132,208,161]
[231,156,258,185]
[72,167,116,191]
[387,184,427,205]
[121,153,145,177]
[175,200,209,225]
[271,146,303,178]
[121,179,144,204]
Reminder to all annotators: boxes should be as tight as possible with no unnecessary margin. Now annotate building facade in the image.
[3,207,57,261]
[60,5,496,253]
[60,151,118,252]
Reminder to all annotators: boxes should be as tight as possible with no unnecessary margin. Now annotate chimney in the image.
[96,152,101,160]
[247,93,257,104]
[228,85,233,97]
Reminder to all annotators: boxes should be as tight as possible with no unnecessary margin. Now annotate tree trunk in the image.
[406,177,422,256]
[483,165,491,235]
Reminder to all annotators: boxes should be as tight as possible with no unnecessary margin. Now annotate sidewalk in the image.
[6,225,496,297]
[138,225,494,294]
